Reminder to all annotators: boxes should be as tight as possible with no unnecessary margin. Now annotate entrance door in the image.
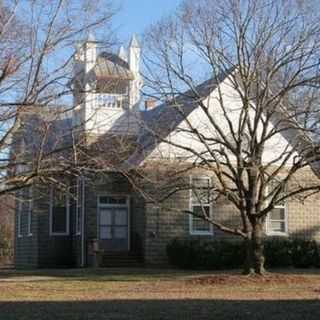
[98,196,129,251]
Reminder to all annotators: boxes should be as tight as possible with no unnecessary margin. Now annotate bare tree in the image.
[0,0,115,194]
[136,0,320,274]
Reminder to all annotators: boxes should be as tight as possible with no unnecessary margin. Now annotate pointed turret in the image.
[129,33,140,48]
[74,42,84,62]
[87,32,98,43]
[128,34,141,73]
[128,34,141,106]
[84,32,97,73]
[118,45,127,62]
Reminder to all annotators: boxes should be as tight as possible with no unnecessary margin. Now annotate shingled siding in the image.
[143,168,320,265]
[285,168,320,241]
[15,187,74,268]
[14,167,320,268]
[143,191,233,265]
[36,190,74,267]
[72,234,82,267]
[130,191,146,258]
[14,204,38,268]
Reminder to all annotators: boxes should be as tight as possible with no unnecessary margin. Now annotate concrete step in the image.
[100,251,143,268]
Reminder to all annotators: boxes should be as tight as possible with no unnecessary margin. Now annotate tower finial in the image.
[86,32,97,43]
[129,34,140,48]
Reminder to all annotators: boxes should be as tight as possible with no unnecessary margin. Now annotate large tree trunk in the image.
[243,220,265,275]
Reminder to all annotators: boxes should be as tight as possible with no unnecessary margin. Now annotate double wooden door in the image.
[98,196,129,251]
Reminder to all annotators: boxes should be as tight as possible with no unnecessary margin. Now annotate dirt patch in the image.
[187,273,313,286]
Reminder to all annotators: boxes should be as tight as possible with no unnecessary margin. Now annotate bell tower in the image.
[73,33,142,137]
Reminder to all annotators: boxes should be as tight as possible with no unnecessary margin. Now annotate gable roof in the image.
[124,68,320,175]
[126,70,233,167]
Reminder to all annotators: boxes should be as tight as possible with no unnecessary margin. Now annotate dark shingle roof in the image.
[22,107,73,154]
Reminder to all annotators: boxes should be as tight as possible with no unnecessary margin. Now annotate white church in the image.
[14,33,320,269]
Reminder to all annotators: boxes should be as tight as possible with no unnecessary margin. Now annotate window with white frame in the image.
[50,187,70,236]
[189,176,213,235]
[75,178,83,235]
[266,180,288,235]
[26,187,33,236]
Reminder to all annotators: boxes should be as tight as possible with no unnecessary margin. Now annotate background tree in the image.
[0,195,14,264]
[137,0,320,274]
[0,0,116,195]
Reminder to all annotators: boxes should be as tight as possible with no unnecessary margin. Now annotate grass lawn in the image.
[0,268,320,319]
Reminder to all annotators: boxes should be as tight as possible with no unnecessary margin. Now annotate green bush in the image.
[166,237,320,270]
[166,238,199,269]
[315,247,320,268]
[291,239,319,268]
[264,238,292,267]
[166,239,244,270]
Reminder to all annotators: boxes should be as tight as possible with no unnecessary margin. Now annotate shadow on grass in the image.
[1,268,320,284]
[2,267,320,280]
[0,299,319,320]
[0,268,221,282]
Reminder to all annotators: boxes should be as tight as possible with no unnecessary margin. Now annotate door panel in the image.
[114,226,127,239]
[114,209,127,225]
[100,226,112,239]
[100,209,112,225]
[98,203,129,251]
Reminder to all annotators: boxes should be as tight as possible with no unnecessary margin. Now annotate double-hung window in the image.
[50,187,70,236]
[266,180,288,236]
[189,176,213,235]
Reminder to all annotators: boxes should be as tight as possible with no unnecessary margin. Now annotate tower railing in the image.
[95,94,129,110]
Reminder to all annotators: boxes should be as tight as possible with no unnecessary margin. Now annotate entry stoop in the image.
[101,252,143,268]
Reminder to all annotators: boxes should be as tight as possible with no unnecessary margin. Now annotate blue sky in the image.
[113,0,182,43]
